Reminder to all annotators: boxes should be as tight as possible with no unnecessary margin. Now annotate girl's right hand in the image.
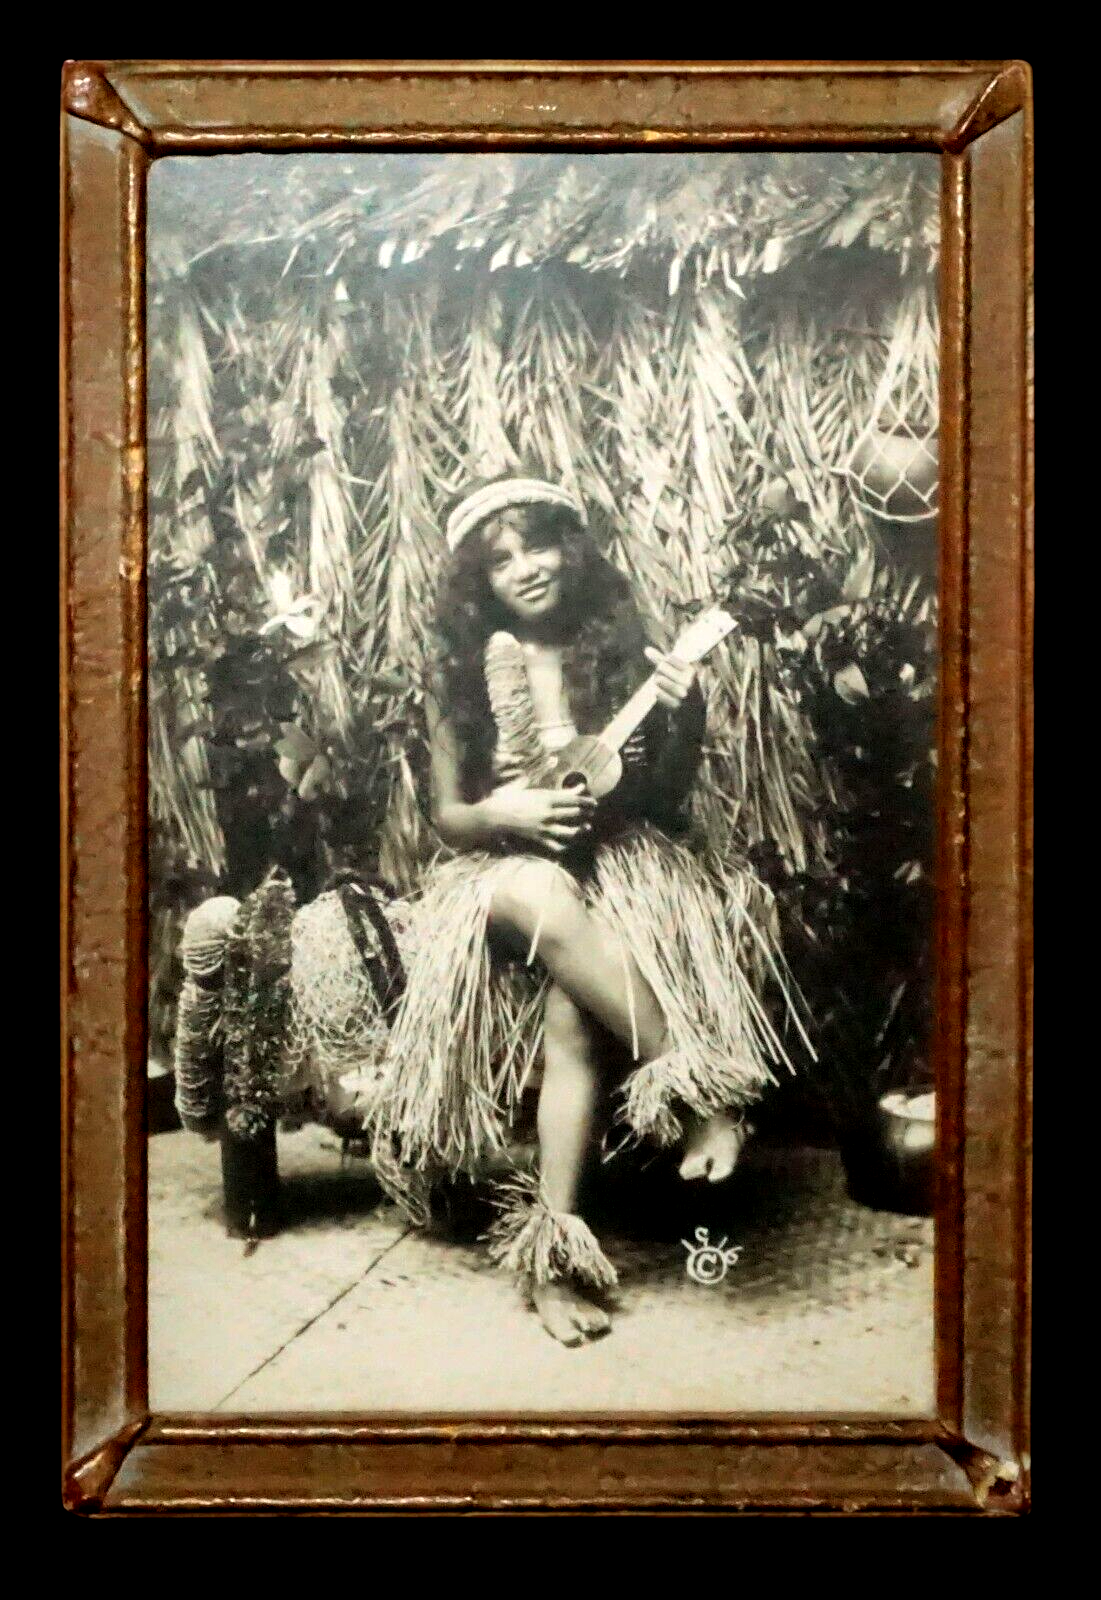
[486,785,597,855]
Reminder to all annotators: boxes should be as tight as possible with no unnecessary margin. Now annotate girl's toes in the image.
[706,1147,736,1183]
[533,1281,588,1346]
[541,1303,584,1346]
[681,1116,754,1183]
[707,1129,749,1182]
[678,1149,709,1182]
[709,1122,754,1181]
[576,1300,611,1338]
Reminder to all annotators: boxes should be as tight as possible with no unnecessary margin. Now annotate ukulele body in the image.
[547,734,624,801]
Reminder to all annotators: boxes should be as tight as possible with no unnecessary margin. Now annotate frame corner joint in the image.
[939,1434,1027,1512]
[945,62,1031,154]
[62,61,152,149]
[62,1417,149,1515]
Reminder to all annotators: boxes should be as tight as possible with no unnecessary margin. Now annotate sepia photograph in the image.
[144,148,942,1415]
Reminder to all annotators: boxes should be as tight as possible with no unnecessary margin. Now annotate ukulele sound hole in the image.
[560,771,588,794]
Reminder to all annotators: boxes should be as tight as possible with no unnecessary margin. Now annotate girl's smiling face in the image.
[482,512,565,623]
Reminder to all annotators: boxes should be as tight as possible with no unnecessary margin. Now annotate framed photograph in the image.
[61,59,1032,1514]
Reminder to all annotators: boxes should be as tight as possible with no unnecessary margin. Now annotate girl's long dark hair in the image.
[432,493,654,800]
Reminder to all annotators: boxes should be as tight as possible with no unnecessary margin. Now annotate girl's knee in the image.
[490,859,583,945]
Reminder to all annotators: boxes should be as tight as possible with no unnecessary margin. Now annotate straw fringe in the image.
[368,852,551,1176]
[484,1172,618,1291]
[370,1141,436,1228]
[588,827,802,1144]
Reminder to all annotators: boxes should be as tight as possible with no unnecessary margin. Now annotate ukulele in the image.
[485,606,738,805]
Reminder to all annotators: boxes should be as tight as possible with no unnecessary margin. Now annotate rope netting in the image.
[845,285,939,525]
[174,882,413,1135]
[284,889,413,1120]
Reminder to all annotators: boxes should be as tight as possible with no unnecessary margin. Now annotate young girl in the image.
[369,474,795,1345]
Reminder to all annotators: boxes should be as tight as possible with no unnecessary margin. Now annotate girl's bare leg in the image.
[678,1110,753,1183]
[532,985,611,1345]
[489,860,667,1061]
[493,860,742,1198]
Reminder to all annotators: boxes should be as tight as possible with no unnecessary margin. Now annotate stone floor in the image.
[148,1125,935,1416]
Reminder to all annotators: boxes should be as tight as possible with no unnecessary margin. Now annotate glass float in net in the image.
[846,285,939,525]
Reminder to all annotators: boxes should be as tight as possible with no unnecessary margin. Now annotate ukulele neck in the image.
[589,609,736,754]
[601,678,661,752]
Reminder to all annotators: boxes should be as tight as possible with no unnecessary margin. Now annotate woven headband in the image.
[445,478,585,551]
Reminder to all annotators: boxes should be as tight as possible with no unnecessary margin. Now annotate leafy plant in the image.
[149,461,395,902]
[740,536,937,1131]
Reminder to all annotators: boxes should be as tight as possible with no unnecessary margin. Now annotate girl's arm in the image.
[427,696,594,855]
[426,695,507,851]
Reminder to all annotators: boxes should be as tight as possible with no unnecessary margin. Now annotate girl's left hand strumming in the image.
[644,647,698,709]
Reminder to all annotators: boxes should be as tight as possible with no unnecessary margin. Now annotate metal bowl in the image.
[881,1090,935,1155]
[842,1091,935,1216]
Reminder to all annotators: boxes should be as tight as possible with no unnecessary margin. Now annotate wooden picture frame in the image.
[61,59,1032,1515]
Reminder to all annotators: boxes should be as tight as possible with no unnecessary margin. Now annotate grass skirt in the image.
[172,836,804,1280]
[368,824,804,1212]
[484,1171,619,1293]
[368,850,552,1197]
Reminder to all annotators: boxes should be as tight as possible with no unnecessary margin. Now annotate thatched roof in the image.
[149,151,938,286]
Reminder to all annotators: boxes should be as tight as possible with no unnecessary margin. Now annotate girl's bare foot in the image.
[532,1279,611,1346]
[678,1111,752,1184]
